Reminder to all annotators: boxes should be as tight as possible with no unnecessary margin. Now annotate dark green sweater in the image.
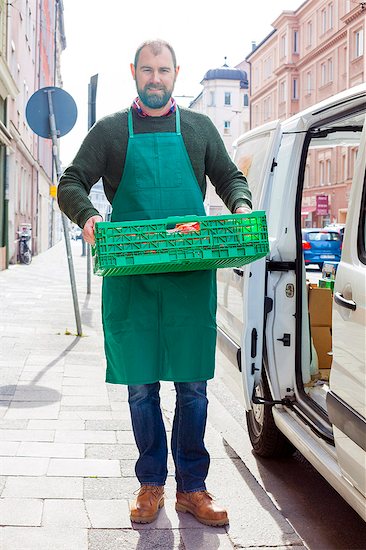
[58,107,252,228]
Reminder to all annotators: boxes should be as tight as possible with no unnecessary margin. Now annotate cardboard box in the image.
[308,286,333,327]
[311,326,332,369]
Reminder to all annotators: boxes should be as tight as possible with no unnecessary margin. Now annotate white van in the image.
[216,84,366,521]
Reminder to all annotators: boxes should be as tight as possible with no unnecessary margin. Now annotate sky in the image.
[59,0,303,165]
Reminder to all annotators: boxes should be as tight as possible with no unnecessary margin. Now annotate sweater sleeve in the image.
[203,116,252,212]
[57,119,109,228]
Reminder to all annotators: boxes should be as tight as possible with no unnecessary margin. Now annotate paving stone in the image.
[4,403,60,419]
[116,430,135,444]
[12,390,62,402]
[1,527,88,550]
[42,499,90,527]
[27,420,85,430]
[0,420,28,429]
[17,442,84,458]
[55,430,115,444]
[180,527,233,549]
[61,386,108,396]
[61,395,109,407]
[62,377,106,386]
[0,498,43,526]
[0,476,6,495]
[47,458,121,477]
[58,411,113,420]
[88,528,185,549]
[0,430,55,442]
[83,476,177,500]
[85,419,132,431]
[85,499,131,528]
[60,405,111,411]
[85,443,138,460]
[0,441,20,455]
[0,457,49,476]
[2,476,83,498]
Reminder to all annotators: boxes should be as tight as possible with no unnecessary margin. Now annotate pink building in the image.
[245,0,365,227]
[3,0,65,267]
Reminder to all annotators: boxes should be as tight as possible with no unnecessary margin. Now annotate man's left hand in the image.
[235,206,252,214]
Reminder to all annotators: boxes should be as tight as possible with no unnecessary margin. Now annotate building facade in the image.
[246,0,365,227]
[189,61,250,214]
[0,0,65,270]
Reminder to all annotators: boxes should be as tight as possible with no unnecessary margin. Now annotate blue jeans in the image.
[128,381,210,492]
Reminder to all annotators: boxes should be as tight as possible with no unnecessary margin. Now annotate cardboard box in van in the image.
[311,326,332,370]
[308,286,333,327]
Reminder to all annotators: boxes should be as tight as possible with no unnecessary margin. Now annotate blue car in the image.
[302,228,342,270]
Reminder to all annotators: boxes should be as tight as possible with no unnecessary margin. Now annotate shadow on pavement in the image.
[0,336,80,408]
[229,443,366,550]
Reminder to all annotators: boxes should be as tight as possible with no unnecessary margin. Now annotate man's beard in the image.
[137,83,173,109]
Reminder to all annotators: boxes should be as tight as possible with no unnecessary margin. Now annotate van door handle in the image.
[334,291,356,311]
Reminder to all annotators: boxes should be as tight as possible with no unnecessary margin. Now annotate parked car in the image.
[302,228,342,270]
[216,83,366,521]
[323,223,346,237]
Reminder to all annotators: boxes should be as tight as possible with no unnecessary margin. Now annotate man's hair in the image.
[134,39,177,69]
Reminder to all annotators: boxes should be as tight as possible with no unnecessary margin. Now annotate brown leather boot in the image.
[130,485,165,524]
[175,490,229,526]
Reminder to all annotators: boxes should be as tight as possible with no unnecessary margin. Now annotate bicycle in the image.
[18,229,32,265]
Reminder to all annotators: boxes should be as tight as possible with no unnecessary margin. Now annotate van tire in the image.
[246,371,294,458]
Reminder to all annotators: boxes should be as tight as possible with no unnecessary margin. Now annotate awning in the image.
[301,205,316,216]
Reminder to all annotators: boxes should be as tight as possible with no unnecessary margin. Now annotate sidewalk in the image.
[0,241,304,550]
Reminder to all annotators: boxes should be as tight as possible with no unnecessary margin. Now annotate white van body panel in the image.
[330,118,366,497]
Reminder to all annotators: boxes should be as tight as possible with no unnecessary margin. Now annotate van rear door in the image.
[217,121,282,410]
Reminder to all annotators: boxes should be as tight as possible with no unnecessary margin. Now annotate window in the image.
[293,30,299,54]
[326,159,331,183]
[307,20,313,47]
[328,3,333,29]
[208,91,215,107]
[320,161,325,185]
[224,92,231,106]
[321,62,327,85]
[292,78,299,99]
[280,34,287,58]
[223,120,231,134]
[263,96,272,120]
[321,9,327,34]
[328,58,333,81]
[355,29,364,58]
[306,71,312,94]
[263,56,272,79]
[279,80,287,102]
[243,94,249,107]
[342,154,347,181]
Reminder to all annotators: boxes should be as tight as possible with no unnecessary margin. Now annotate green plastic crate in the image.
[92,212,269,277]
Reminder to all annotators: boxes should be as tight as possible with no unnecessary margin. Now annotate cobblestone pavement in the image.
[0,241,304,549]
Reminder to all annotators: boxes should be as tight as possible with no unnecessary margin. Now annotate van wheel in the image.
[246,372,294,458]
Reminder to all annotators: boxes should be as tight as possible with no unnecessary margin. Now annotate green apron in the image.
[102,107,217,385]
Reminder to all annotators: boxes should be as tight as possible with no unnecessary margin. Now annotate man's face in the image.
[131,46,179,110]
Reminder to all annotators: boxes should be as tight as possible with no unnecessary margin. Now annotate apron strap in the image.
[128,105,181,136]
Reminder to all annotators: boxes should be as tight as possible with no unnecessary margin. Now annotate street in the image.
[0,241,365,549]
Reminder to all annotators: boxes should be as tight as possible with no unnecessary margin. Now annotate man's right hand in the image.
[83,215,103,245]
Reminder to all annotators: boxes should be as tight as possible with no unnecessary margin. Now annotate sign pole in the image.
[46,89,83,336]
[86,74,98,295]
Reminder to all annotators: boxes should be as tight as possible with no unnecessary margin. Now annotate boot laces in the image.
[134,485,163,497]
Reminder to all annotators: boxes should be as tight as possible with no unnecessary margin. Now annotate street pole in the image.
[86,74,98,295]
[46,89,82,336]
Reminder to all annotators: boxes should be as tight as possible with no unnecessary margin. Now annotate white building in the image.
[189,60,250,215]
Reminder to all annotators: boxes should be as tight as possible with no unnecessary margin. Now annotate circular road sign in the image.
[26,86,77,139]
